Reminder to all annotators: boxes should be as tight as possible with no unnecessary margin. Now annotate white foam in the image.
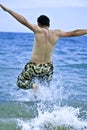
[17,106,87,130]
[12,75,87,130]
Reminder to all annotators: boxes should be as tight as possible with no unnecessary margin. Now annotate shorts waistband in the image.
[29,60,53,65]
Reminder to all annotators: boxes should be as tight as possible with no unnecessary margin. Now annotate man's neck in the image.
[38,24,49,29]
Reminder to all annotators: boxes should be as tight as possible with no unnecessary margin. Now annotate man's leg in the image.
[33,83,38,98]
[17,72,33,90]
[17,73,39,98]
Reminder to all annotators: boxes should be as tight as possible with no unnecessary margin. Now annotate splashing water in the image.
[15,75,87,130]
[17,106,87,130]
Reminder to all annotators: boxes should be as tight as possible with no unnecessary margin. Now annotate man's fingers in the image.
[0,4,6,11]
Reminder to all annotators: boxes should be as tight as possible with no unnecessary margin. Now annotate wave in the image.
[17,106,87,130]
[0,103,86,130]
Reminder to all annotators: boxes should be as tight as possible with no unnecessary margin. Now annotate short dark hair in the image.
[37,15,50,27]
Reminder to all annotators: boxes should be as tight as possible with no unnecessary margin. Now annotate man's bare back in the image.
[32,27,59,64]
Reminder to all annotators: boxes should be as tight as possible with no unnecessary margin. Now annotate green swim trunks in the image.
[17,61,53,90]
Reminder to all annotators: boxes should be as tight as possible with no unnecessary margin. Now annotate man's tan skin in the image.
[0,4,87,95]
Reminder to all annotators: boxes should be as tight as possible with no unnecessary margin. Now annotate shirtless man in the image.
[0,4,87,95]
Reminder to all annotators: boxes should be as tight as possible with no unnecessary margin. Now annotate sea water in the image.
[0,32,87,130]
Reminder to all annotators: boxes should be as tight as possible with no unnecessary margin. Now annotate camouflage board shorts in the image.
[17,61,53,90]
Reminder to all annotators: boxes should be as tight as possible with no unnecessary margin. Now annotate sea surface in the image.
[0,32,87,130]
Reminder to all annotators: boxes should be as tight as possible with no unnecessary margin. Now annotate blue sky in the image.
[0,0,87,32]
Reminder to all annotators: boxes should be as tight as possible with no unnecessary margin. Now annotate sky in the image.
[0,0,87,32]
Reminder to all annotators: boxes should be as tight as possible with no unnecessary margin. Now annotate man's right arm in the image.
[55,29,87,37]
[0,4,37,32]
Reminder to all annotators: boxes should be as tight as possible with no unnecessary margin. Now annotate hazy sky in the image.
[0,0,87,32]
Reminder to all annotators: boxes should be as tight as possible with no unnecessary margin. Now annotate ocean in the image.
[0,32,87,130]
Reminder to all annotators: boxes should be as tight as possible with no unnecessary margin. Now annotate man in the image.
[0,4,87,96]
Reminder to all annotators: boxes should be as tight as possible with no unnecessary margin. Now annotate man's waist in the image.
[30,60,53,64]
[31,57,52,64]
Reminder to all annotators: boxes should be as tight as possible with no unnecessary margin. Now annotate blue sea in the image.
[0,32,87,130]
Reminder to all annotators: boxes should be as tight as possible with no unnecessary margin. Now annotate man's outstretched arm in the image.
[56,29,87,37]
[0,4,37,32]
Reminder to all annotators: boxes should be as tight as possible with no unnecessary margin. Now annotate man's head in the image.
[37,15,50,27]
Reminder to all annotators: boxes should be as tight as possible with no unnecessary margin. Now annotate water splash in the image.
[10,74,87,130]
[17,106,87,130]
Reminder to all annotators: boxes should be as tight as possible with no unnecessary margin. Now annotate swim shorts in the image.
[17,61,53,90]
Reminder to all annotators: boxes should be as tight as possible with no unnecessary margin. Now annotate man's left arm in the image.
[0,4,37,32]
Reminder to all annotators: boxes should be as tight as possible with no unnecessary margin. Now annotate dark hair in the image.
[37,15,50,27]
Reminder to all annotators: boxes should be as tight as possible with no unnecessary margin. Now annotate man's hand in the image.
[0,4,8,11]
